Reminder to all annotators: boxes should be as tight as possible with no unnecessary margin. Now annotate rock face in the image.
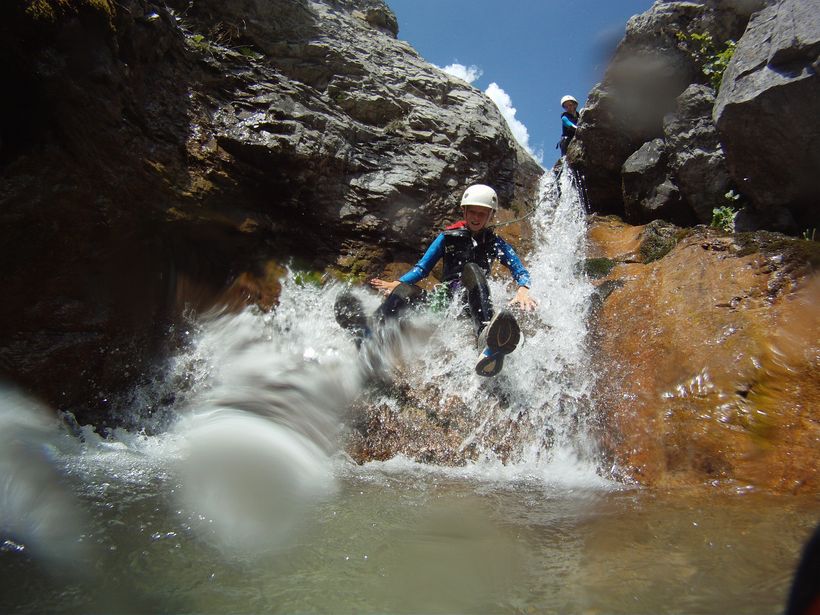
[714,0,820,232]
[569,0,819,234]
[0,0,541,426]
[622,138,691,225]
[588,216,819,493]
[619,83,730,226]
[567,1,711,214]
[665,83,731,223]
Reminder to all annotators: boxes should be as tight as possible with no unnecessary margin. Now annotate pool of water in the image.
[2,455,816,615]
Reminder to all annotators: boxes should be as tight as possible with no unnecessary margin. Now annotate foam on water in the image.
[1,168,611,568]
[0,386,92,570]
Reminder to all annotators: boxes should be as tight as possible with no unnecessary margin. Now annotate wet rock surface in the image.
[587,216,819,493]
[0,0,541,425]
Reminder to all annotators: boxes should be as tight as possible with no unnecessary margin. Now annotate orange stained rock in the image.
[587,216,644,261]
[589,220,819,493]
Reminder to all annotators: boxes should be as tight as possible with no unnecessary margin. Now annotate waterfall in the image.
[372,168,602,480]
[0,168,605,563]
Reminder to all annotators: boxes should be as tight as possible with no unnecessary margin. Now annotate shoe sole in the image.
[334,293,369,344]
[334,293,365,327]
[484,310,520,354]
[475,350,505,377]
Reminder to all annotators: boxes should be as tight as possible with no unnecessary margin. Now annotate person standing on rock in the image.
[334,184,537,377]
[557,95,580,156]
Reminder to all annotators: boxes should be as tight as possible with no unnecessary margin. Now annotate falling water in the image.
[435,167,601,473]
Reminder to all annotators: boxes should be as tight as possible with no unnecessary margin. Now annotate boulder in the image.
[664,84,731,224]
[0,0,542,426]
[621,138,691,225]
[715,0,820,232]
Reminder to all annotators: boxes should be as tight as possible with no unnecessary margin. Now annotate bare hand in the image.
[508,286,537,311]
[370,278,400,296]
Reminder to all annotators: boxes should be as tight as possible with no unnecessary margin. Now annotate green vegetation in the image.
[188,33,216,55]
[710,190,743,233]
[676,30,737,90]
[583,258,616,279]
[183,20,264,61]
[724,189,741,205]
[24,0,114,23]
[292,270,325,287]
[802,228,817,242]
[711,205,737,233]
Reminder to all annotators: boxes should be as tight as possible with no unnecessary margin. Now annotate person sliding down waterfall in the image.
[334,184,537,377]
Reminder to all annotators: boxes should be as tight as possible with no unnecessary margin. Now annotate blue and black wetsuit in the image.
[558,111,579,155]
[379,221,530,334]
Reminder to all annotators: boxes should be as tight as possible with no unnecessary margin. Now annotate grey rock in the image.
[714,0,820,231]
[187,0,543,258]
[622,138,687,224]
[665,84,730,223]
[569,2,704,213]
[0,0,542,426]
[570,0,795,228]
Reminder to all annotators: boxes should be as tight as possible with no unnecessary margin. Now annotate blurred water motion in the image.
[171,307,364,555]
[178,410,336,554]
[0,385,91,571]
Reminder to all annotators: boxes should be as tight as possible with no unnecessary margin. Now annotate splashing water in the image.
[1,168,604,563]
[0,387,91,570]
[3,172,816,615]
[360,169,604,482]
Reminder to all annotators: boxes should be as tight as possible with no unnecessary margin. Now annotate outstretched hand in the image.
[370,278,400,296]
[508,286,537,311]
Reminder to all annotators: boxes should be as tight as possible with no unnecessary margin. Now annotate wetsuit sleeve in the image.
[494,237,531,288]
[398,233,446,285]
[562,115,578,130]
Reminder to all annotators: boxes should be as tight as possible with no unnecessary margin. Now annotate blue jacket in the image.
[398,223,531,288]
[561,111,579,137]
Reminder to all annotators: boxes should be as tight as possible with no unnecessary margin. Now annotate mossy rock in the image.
[24,0,114,23]
[639,220,681,263]
[735,231,820,268]
[583,257,617,279]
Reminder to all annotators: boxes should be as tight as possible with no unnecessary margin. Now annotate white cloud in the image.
[484,82,543,165]
[438,63,483,84]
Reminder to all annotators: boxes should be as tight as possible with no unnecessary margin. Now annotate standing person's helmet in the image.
[561,95,578,107]
[461,184,498,212]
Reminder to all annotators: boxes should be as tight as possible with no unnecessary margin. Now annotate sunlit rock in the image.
[0,0,541,426]
[714,0,820,232]
[588,217,820,493]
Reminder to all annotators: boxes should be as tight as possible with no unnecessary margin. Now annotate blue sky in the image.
[385,0,654,167]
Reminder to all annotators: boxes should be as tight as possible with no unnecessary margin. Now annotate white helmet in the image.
[561,95,578,107]
[460,184,498,212]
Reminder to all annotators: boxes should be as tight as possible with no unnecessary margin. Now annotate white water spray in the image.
[372,170,603,481]
[0,169,605,569]
[168,280,369,554]
[0,386,91,570]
